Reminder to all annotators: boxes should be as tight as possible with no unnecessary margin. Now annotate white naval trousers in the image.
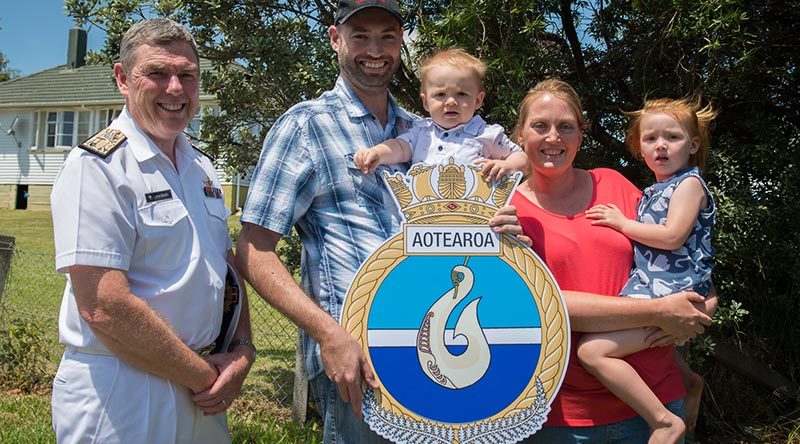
[51,348,230,444]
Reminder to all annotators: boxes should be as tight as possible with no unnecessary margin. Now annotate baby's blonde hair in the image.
[419,48,486,91]
[626,97,717,170]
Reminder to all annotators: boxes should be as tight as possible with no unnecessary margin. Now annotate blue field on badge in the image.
[368,255,541,329]
[366,255,543,423]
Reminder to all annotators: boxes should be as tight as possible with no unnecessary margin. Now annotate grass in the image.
[0,392,322,444]
[0,209,63,370]
[0,392,54,444]
[0,209,55,252]
[0,208,321,442]
[2,211,795,442]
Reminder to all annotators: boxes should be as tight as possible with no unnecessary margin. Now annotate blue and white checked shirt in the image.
[241,77,416,379]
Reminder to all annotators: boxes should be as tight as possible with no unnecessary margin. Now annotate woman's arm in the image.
[565,289,713,340]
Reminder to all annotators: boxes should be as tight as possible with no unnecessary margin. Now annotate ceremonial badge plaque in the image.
[341,160,570,444]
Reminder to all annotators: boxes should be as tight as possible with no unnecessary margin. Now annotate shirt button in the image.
[443,132,449,137]
[438,146,443,151]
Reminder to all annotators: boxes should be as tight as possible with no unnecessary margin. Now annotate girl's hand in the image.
[644,327,679,347]
[354,148,380,174]
[585,203,629,231]
[475,158,511,182]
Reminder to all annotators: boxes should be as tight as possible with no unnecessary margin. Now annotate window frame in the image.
[32,107,123,150]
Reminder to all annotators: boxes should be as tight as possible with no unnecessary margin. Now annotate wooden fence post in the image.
[0,234,15,305]
[714,340,798,402]
[291,331,308,424]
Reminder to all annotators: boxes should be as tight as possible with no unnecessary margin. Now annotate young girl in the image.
[580,98,717,443]
[354,48,527,179]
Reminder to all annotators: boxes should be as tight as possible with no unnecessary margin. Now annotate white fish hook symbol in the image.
[416,263,491,389]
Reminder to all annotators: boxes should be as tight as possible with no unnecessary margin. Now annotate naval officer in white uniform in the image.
[50,18,254,443]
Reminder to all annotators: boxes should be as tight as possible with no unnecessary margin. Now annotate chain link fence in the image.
[0,238,304,419]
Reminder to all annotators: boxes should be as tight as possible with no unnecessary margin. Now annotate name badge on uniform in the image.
[145,189,172,203]
[203,177,223,199]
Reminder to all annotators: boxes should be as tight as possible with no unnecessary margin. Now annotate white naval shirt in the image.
[51,108,232,352]
[397,115,521,166]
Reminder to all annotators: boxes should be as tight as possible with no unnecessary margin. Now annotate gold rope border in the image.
[341,233,569,424]
[498,235,569,416]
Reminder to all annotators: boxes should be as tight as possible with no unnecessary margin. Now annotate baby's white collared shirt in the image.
[397,115,521,166]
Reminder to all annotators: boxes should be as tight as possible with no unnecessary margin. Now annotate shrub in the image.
[0,316,51,392]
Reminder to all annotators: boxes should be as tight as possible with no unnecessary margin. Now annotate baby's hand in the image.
[475,159,514,182]
[354,148,380,174]
[585,203,628,231]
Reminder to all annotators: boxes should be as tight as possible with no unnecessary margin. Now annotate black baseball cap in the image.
[334,0,404,25]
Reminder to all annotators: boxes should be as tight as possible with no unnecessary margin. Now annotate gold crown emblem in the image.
[383,158,522,225]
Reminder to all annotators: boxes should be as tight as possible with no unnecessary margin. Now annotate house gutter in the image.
[0,95,216,110]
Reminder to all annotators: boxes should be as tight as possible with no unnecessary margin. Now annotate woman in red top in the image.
[512,79,716,443]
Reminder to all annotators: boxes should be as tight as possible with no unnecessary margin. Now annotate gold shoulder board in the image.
[79,128,127,158]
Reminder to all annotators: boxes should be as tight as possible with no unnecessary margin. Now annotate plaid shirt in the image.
[241,77,416,379]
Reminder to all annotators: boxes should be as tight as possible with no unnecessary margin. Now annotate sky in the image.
[0,0,108,77]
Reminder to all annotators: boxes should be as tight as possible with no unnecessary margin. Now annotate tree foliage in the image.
[65,0,420,176]
[415,4,800,436]
[0,20,19,82]
[68,0,800,438]
[0,52,12,83]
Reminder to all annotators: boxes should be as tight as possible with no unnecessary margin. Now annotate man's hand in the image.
[489,205,532,247]
[192,348,254,415]
[354,148,380,174]
[320,327,378,419]
[585,203,629,231]
[648,291,712,346]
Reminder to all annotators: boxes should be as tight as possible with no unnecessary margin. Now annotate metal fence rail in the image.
[0,241,301,418]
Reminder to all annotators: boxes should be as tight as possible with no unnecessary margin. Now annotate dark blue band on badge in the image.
[145,190,172,203]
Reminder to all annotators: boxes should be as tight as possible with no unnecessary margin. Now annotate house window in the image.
[78,111,91,143]
[38,110,91,148]
[57,111,75,146]
[45,112,57,147]
[185,108,201,142]
[184,105,218,143]
[35,109,117,149]
[98,108,121,128]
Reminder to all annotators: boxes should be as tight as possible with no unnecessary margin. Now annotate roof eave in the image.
[0,94,217,110]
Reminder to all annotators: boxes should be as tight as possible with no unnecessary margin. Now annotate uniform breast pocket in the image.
[138,199,196,270]
[204,198,231,249]
[344,155,384,208]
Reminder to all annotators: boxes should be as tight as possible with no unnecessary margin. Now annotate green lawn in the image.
[0,392,321,444]
[0,208,55,252]
[0,393,54,444]
[0,208,321,443]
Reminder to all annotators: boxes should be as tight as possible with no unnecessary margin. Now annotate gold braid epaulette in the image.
[78,127,127,158]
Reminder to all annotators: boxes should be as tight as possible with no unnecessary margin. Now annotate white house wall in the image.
[0,111,69,185]
[0,105,256,187]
